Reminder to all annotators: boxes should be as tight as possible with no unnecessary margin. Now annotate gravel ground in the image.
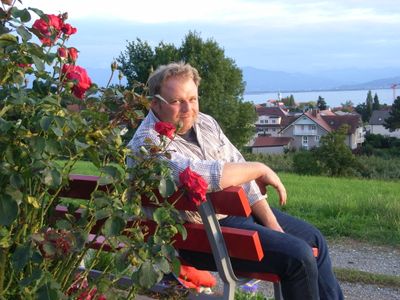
[213,239,400,300]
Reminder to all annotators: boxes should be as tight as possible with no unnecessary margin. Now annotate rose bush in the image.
[0,2,185,299]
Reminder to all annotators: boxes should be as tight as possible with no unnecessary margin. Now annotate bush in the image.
[243,152,294,173]
[356,155,400,180]
[292,150,323,175]
[0,3,183,299]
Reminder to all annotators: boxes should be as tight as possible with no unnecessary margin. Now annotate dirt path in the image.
[216,238,400,299]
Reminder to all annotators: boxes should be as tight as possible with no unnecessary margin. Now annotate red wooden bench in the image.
[54,174,317,300]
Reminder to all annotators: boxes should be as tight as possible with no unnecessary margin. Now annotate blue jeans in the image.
[179,208,343,300]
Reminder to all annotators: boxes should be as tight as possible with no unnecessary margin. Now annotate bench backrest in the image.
[55,174,264,262]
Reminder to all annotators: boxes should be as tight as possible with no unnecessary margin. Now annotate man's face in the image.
[152,76,199,135]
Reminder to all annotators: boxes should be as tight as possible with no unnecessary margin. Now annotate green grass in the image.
[334,268,400,288]
[268,173,400,246]
[67,160,102,175]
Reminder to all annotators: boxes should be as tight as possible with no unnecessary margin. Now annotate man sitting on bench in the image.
[128,62,343,300]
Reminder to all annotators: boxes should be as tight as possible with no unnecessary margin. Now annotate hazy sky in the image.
[18,0,400,73]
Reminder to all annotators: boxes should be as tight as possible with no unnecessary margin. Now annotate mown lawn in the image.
[68,162,400,246]
[269,173,400,246]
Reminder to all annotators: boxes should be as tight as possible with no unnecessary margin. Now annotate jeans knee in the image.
[286,241,318,278]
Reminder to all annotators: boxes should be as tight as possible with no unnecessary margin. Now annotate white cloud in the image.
[19,0,400,26]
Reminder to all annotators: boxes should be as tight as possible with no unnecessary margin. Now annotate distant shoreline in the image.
[244,87,393,95]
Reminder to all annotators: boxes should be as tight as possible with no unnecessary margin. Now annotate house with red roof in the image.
[280,109,364,150]
[254,105,290,137]
[251,136,293,154]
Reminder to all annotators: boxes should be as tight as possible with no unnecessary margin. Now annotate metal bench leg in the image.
[198,199,239,300]
[273,282,283,300]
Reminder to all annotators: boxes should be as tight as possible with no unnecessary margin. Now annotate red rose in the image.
[61,23,77,35]
[32,14,63,46]
[58,47,68,59]
[17,63,32,68]
[76,287,97,300]
[58,47,78,62]
[179,167,208,206]
[155,121,176,139]
[62,64,92,99]
[68,47,79,62]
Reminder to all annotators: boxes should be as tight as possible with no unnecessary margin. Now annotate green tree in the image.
[315,125,357,176]
[384,96,400,132]
[281,95,295,108]
[118,31,256,148]
[317,96,327,110]
[365,90,373,120]
[355,103,369,122]
[373,93,380,111]
[118,38,155,89]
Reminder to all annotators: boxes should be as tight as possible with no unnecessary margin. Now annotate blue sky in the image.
[18,0,400,74]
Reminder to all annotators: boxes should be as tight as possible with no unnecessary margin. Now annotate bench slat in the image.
[86,223,264,262]
[62,175,252,217]
[54,205,263,261]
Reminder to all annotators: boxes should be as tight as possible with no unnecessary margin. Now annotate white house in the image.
[368,110,400,138]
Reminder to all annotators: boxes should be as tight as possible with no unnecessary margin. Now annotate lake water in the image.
[244,88,396,108]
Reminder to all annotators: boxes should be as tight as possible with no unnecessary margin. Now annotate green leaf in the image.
[74,139,90,151]
[158,177,176,198]
[100,165,121,178]
[55,219,72,230]
[10,173,24,189]
[155,256,170,274]
[32,55,44,72]
[17,25,32,41]
[115,251,129,273]
[0,194,18,226]
[28,7,45,18]
[19,8,32,23]
[0,118,12,133]
[175,224,187,240]
[103,215,125,237]
[42,244,56,257]
[161,244,177,261]
[51,126,63,137]
[40,116,53,131]
[138,261,162,288]
[45,139,60,155]
[19,267,42,287]
[95,208,112,220]
[171,257,181,276]
[12,243,32,272]
[42,168,61,188]
[86,148,101,168]
[0,227,11,248]
[36,279,63,300]
[0,33,18,47]
[152,207,168,224]
[72,230,87,251]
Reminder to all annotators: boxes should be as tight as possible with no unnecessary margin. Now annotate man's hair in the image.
[147,62,201,97]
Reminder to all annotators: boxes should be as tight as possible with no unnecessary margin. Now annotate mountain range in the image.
[86,66,400,93]
[242,66,400,93]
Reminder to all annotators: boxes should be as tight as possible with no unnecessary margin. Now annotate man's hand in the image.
[251,199,284,233]
[255,166,287,206]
